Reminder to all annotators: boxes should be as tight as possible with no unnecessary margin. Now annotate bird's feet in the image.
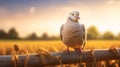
[75,48,83,54]
[79,49,82,53]
[78,49,83,55]
[64,50,70,53]
[63,47,70,53]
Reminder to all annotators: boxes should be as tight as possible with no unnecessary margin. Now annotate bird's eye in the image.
[72,14,74,16]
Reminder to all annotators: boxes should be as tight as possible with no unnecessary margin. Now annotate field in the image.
[0,40,120,55]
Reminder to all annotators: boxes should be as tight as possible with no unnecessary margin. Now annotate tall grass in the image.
[0,40,120,55]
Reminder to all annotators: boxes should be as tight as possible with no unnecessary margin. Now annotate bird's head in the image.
[69,11,80,22]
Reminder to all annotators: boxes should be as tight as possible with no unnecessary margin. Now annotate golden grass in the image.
[0,40,120,55]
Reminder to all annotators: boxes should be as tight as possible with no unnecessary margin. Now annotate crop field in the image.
[0,40,120,67]
[0,40,120,55]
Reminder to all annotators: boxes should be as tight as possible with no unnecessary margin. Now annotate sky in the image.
[0,0,120,37]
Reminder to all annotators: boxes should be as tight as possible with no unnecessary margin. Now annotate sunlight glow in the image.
[0,0,120,37]
[29,6,36,14]
[107,0,114,5]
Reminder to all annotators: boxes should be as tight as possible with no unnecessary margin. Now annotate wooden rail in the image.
[0,48,120,67]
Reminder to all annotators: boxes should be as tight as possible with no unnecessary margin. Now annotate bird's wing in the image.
[60,24,64,41]
[81,24,86,49]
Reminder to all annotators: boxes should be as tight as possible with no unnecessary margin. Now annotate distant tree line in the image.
[0,28,19,40]
[24,32,60,40]
[87,26,120,40]
[0,28,60,40]
[0,26,120,40]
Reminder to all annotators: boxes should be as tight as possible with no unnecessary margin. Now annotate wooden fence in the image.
[0,47,120,67]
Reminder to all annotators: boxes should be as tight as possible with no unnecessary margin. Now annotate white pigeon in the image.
[60,11,86,53]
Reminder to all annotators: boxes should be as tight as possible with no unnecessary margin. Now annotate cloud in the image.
[62,7,75,12]
[29,6,36,14]
[107,0,114,5]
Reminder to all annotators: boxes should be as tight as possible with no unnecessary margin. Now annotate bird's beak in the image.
[77,16,80,19]
[76,16,80,19]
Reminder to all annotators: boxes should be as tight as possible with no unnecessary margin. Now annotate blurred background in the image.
[0,0,120,40]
